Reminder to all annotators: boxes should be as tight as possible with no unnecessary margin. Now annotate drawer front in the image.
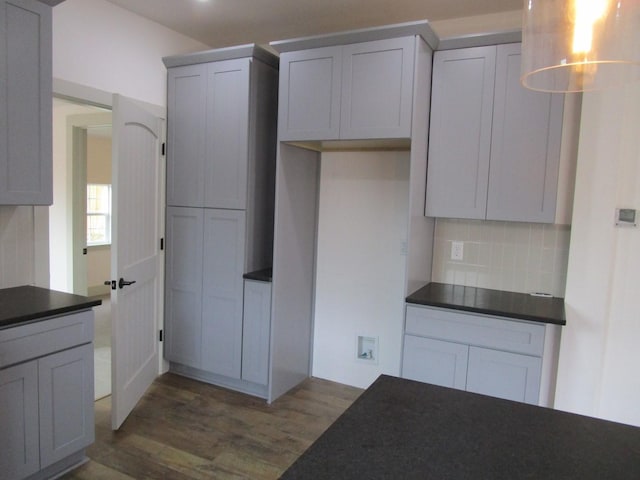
[0,310,94,369]
[405,305,544,356]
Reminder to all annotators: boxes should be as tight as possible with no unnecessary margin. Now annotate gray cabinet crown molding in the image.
[270,20,439,52]
[163,43,278,69]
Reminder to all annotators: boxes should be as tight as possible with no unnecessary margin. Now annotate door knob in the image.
[118,278,137,289]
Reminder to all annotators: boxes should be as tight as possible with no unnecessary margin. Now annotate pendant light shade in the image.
[521,0,640,92]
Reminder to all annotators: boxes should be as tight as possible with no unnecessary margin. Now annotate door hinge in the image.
[159,329,163,342]
[161,142,166,156]
[160,238,164,250]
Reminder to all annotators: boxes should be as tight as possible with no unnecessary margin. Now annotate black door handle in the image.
[119,278,137,289]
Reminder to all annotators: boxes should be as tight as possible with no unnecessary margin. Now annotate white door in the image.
[110,94,164,430]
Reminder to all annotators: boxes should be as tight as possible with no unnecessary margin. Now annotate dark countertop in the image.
[0,285,102,330]
[243,268,272,282]
[281,375,640,479]
[406,282,566,325]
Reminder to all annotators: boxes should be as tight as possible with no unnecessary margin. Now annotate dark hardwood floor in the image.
[62,373,363,479]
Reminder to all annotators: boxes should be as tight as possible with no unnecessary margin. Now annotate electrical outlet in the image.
[451,241,464,261]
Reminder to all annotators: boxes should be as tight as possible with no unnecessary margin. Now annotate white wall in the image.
[52,0,209,107]
[313,151,410,388]
[555,82,640,427]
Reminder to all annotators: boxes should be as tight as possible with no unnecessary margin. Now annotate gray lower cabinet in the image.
[0,0,53,205]
[278,36,415,141]
[241,279,271,386]
[426,43,564,223]
[401,304,546,405]
[0,310,94,480]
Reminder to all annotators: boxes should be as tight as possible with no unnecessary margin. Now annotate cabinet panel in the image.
[242,280,271,386]
[426,46,496,219]
[204,58,250,209]
[278,46,342,141]
[165,207,204,368]
[466,346,541,404]
[38,343,94,468]
[166,64,207,207]
[0,361,39,479]
[0,0,52,205]
[402,335,468,390]
[201,209,246,379]
[340,37,414,139]
[487,43,564,223]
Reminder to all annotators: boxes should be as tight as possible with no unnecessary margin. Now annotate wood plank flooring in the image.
[62,373,363,480]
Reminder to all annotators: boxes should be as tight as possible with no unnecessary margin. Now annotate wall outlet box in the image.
[616,208,637,227]
[356,335,379,364]
[451,241,464,261]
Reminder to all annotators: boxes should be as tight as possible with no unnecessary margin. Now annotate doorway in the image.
[50,96,113,400]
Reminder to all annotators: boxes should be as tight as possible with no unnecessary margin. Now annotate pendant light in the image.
[521,0,640,92]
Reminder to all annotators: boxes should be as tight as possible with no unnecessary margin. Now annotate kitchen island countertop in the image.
[0,285,101,330]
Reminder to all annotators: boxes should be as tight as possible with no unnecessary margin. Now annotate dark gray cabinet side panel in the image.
[245,59,278,273]
[340,36,414,139]
[402,335,468,390]
[204,58,250,210]
[487,43,564,223]
[241,280,271,386]
[278,46,342,141]
[201,209,246,379]
[38,343,94,468]
[166,65,207,207]
[0,360,39,479]
[0,0,52,205]
[466,346,542,405]
[425,46,496,219]
[164,207,204,368]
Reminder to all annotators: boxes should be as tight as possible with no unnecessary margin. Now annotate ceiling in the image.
[104,0,523,49]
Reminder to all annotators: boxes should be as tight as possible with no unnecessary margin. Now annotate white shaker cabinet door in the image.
[340,36,415,139]
[0,361,39,479]
[402,335,469,390]
[278,46,342,141]
[486,43,564,223]
[426,46,496,220]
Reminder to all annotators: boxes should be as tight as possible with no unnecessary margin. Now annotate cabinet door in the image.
[201,209,246,379]
[0,361,39,479]
[466,346,541,405]
[38,343,94,468]
[164,207,204,368]
[278,46,342,141]
[341,37,414,139]
[425,46,496,219]
[204,58,250,209]
[166,64,207,207]
[242,280,271,385]
[0,0,52,205]
[401,335,468,390]
[487,43,564,223]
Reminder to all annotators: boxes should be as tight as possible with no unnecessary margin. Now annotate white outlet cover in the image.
[451,241,464,261]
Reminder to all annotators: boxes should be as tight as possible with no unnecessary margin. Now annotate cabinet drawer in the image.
[405,305,544,356]
[0,310,94,369]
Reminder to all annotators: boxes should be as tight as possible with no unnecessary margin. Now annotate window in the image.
[87,184,111,246]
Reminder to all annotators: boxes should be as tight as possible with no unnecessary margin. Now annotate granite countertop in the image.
[406,282,566,325]
[281,375,640,479]
[0,285,102,330]
[243,268,272,282]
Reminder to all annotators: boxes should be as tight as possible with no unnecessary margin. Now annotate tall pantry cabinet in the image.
[162,45,278,398]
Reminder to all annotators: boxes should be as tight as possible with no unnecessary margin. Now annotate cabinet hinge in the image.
[161,142,166,156]
[160,238,164,250]
[159,329,163,342]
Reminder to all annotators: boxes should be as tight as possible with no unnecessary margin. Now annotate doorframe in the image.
[50,79,169,375]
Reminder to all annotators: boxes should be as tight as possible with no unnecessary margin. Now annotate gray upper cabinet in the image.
[426,45,496,220]
[0,0,53,205]
[426,43,564,223]
[278,46,342,141]
[166,49,275,210]
[278,37,415,141]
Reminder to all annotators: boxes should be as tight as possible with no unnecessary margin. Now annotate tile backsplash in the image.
[431,218,571,298]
